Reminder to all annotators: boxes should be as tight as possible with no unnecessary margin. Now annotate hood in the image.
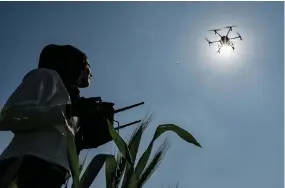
[38,44,88,88]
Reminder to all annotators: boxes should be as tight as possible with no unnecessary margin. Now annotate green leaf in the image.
[105,155,117,188]
[135,124,201,178]
[127,170,138,188]
[121,126,143,188]
[66,126,80,188]
[80,154,114,188]
[121,116,152,188]
[107,120,133,164]
[128,126,144,164]
[156,124,201,147]
[79,152,88,175]
[113,154,127,188]
[137,139,169,188]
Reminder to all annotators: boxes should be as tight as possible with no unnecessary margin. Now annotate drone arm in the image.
[206,38,219,46]
[216,32,222,37]
[229,36,240,40]
[226,29,231,37]
[210,40,220,43]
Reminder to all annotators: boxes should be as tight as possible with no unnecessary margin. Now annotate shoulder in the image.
[23,68,58,80]
[22,68,64,86]
[20,68,70,102]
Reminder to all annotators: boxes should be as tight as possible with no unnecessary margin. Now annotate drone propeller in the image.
[237,32,243,40]
[205,38,212,46]
[208,28,221,32]
[225,25,238,28]
[225,25,237,32]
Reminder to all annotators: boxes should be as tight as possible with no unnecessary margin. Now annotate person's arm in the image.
[0,69,71,132]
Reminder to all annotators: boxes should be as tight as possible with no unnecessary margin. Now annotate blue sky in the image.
[0,2,283,188]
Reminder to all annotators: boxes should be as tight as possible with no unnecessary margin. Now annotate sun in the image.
[195,37,244,73]
[218,45,235,58]
[205,43,239,63]
[210,44,240,70]
[197,35,241,67]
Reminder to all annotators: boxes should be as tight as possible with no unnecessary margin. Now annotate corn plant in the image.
[72,115,202,188]
[2,115,201,188]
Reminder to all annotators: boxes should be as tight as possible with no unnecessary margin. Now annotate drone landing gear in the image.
[217,44,222,54]
[228,41,235,50]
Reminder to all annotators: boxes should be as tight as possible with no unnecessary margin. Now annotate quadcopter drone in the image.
[205,25,243,54]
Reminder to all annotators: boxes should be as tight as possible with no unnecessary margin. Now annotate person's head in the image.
[77,59,92,88]
[38,44,92,88]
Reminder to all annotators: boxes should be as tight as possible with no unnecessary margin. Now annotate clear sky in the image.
[0,2,283,188]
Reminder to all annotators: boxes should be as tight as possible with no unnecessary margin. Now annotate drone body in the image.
[205,25,243,54]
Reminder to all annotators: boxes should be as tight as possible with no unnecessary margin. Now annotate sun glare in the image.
[219,45,235,58]
[205,43,240,64]
[191,16,255,75]
[196,36,244,73]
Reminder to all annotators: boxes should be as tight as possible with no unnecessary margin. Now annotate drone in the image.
[205,25,243,54]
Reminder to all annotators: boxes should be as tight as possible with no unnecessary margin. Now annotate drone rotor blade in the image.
[205,38,212,46]
[208,28,221,32]
[225,25,238,28]
[237,32,243,40]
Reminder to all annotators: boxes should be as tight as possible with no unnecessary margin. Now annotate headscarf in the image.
[38,44,88,88]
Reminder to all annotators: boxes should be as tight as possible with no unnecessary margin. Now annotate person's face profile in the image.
[78,59,92,88]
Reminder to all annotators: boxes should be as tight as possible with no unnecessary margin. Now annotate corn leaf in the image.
[137,139,169,188]
[79,152,88,175]
[105,155,117,188]
[127,170,138,188]
[107,120,133,164]
[80,154,114,188]
[135,124,201,178]
[66,125,80,188]
[121,115,152,188]
[121,126,143,188]
[114,154,127,188]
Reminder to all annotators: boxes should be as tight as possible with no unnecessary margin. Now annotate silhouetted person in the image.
[0,44,114,188]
